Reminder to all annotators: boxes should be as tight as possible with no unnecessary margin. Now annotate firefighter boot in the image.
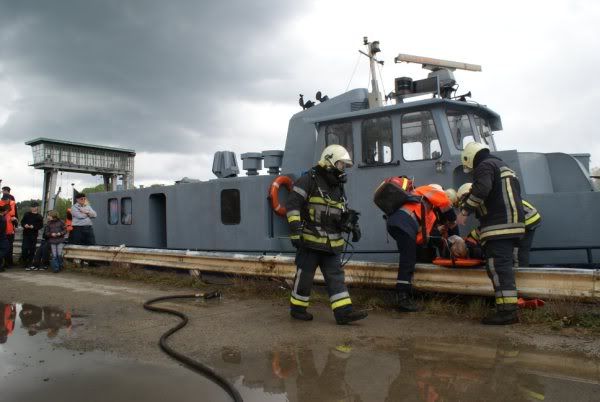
[334,306,368,325]
[481,309,519,325]
[395,291,421,312]
[290,307,313,321]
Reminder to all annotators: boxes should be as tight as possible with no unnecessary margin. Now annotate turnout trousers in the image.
[517,229,535,267]
[290,247,354,318]
[483,238,519,312]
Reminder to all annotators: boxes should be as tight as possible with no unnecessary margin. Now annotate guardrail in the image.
[63,245,600,301]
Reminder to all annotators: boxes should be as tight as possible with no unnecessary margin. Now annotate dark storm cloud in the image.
[0,0,305,152]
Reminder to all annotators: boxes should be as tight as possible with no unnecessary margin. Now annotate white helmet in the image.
[445,188,458,206]
[428,183,443,191]
[319,144,353,169]
[457,182,473,200]
[461,142,489,173]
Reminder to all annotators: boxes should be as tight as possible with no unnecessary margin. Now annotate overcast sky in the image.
[1,0,599,200]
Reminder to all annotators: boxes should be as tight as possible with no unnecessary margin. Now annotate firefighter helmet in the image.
[457,182,473,200]
[461,142,489,173]
[445,188,458,206]
[428,184,443,191]
[319,144,353,169]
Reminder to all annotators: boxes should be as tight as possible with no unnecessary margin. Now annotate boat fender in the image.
[269,175,294,217]
[432,257,485,268]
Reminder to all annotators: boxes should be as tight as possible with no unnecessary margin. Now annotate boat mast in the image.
[360,37,384,108]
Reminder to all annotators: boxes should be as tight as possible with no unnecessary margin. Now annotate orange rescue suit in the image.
[0,199,17,235]
[401,185,452,245]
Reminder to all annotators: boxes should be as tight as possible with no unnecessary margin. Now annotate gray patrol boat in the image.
[89,39,600,267]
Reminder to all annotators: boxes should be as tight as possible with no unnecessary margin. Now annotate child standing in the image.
[44,210,66,273]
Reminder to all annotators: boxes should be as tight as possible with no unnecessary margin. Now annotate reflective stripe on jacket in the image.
[522,200,542,230]
[285,167,347,254]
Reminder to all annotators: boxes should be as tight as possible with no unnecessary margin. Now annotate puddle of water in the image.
[0,302,235,402]
[205,339,600,402]
[2,301,599,402]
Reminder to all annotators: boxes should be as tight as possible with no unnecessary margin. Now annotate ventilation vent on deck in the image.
[350,100,369,111]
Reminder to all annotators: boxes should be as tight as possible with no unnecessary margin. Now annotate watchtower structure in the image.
[25,138,135,214]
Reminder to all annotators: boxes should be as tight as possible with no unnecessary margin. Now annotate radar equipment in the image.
[391,53,482,101]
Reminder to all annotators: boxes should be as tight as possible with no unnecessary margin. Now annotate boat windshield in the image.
[446,109,497,151]
[473,114,497,150]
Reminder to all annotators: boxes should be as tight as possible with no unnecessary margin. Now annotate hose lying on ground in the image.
[143,292,243,402]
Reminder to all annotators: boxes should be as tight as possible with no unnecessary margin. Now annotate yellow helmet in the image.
[457,182,473,200]
[319,144,353,169]
[445,188,458,206]
[461,142,489,173]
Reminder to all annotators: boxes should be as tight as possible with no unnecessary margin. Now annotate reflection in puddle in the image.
[210,339,600,402]
[2,301,599,401]
[0,302,231,402]
[1,303,72,344]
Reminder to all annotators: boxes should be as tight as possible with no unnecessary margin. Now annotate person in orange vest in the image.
[386,183,456,312]
[0,194,17,269]
[65,208,73,239]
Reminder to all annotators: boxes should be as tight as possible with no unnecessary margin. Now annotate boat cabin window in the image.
[221,189,241,225]
[401,111,442,161]
[361,116,393,164]
[473,115,495,148]
[325,122,354,161]
[447,109,475,149]
[108,198,119,225]
[121,197,132,225]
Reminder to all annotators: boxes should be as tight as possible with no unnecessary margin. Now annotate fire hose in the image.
[143,292,243,402]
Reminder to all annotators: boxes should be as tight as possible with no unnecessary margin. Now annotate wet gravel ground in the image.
[1,269,599,402]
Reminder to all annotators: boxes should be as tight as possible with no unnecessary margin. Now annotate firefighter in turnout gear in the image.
[457,142,525,325]
[285,144,368,325]
[457,183,542,267]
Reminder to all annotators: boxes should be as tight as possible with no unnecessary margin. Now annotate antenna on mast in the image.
[359,37,384,108]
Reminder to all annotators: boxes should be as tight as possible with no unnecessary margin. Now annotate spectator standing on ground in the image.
[0,194,17,268]
[44,210,66,273]
[0,204,10,273]
[21,202,44,269]
[70,193,97,246]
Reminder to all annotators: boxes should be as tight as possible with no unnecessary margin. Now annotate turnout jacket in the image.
[285,166,348,254]
[461,154,525,242]
[466,199,541,244]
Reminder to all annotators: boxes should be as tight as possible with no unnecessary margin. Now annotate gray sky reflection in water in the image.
[2,302,600,401]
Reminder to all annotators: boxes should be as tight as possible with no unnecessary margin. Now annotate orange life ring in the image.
[432,257,485,268]
[269,175,293,217]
